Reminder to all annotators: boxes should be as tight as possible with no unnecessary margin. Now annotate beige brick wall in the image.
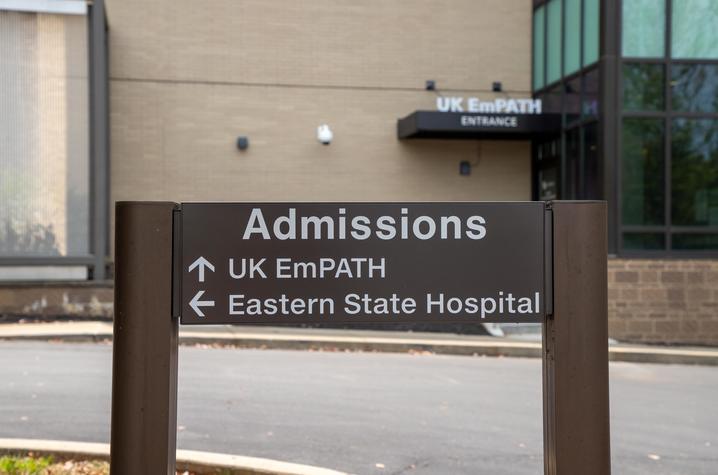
[106,0,533,218]
[608,259,718,346]
[110,82,531,203]
[105,0,531,92]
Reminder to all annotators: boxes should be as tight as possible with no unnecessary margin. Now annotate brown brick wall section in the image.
[608,258,718,346]
[0,284,113,320]
[2,258,716,344]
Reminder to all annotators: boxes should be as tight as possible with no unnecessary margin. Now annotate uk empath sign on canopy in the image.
[177,202,548,325]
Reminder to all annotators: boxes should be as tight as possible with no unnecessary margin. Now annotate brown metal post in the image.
[111,202,179,475]
[543,201,611,475]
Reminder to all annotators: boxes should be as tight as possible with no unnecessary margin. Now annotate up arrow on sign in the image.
[189,290,215,317]
[188,256,215,282]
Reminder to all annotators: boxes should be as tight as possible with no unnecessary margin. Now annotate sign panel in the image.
[179,203,546,325]
[397,111,562,140]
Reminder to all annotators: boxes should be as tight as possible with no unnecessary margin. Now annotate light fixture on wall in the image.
[236,136,249,151]
[492,81,503,92]
[425,80,436,91]
[459,161,471,176]
[317,125,333,145]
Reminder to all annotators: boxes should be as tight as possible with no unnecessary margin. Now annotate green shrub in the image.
[0,455,53,475]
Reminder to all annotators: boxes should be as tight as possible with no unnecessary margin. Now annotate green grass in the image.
[0,455,53,475]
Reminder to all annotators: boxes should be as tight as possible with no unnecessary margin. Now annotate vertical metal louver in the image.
[0,10,89,258]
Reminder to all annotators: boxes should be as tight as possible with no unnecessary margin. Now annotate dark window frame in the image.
[533,0,718,257]
[617,0,718,257]
[532,0,601,203]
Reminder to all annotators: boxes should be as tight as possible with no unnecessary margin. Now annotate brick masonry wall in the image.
[608,258,718,346]
[0,283,113,320]
[2,258,717,345]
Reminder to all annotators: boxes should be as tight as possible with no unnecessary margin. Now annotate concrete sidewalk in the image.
[1,321,717,366]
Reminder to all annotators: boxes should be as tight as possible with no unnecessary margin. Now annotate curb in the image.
[0,439,350,475]
[179,332,544,359]
[608,346,718,366]
[1,322,718,366]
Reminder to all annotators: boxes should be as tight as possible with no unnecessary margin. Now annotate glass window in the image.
[564,0,581,76]
[538,137,561,161]
[623,233,666,250]
[671,119,718,226]
[584,122,602,199]
[533,6,546,90]
[582,67,599,117]
[583,0,600,65]
[0,11,90,257]
[565,77,582,123]
[622,0,665,58]
[539,166,559,200]
[566,128,581,199]
[547,0,562,84]
[622,118,665,225]
[671,64,718,113]
[623,63,664,111]
[539,85,563,114]
[672,0,718,59]
[672,234,718,250]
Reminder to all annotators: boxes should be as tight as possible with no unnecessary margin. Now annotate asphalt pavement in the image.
[1,341,716,475]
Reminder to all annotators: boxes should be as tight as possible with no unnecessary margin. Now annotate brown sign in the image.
[178,202,546,325]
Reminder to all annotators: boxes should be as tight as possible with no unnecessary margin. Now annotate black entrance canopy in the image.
[397,111,561,140]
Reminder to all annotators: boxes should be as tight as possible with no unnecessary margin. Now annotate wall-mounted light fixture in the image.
[236,136,249,151]
[459,161,471,176]
[317,125,333,145]
[425,80,436,91]
[492,81,502,92]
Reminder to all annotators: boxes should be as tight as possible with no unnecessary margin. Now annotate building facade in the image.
[1,0,717,344]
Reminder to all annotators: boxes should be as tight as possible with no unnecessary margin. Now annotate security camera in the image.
[317,124,333,145]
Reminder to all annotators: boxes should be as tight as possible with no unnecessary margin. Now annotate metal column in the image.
[543,201,611,475]
[88,0,110,280]
[600,0,620,254]
[111,202,179,474]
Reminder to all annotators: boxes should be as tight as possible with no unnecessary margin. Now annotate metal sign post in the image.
[543,201,611,474]
[111,202,179,475]
[109,201,609,475]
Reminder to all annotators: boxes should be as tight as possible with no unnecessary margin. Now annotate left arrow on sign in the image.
[188,256,215,283]
[189,290,215,317]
